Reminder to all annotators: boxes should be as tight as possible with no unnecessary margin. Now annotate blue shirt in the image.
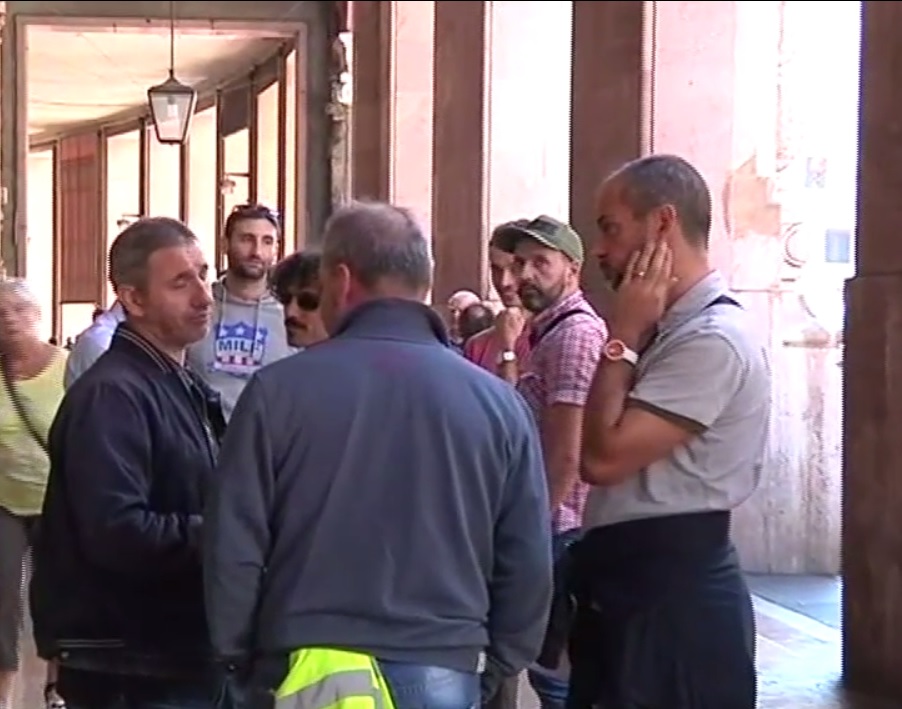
[64,302,126,389]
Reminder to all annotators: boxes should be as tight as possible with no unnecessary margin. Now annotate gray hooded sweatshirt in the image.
[187,280,293,420]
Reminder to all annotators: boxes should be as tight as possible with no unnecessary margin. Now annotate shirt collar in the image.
[333,298,450,346]
[531,289,587,332]
[658,270,730,335]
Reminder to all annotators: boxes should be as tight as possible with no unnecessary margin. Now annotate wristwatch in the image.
[603,339,639,366]
[497,349,517,365]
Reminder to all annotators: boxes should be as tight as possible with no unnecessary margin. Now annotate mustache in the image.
[285,318,305,329]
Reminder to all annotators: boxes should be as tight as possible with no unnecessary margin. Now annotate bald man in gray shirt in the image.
[573,155,770,709]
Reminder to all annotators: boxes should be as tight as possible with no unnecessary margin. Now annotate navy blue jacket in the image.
[205,299,552,678]
[31,324,225,676]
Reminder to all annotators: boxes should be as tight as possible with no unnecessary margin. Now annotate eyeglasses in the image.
[275,289,320,311]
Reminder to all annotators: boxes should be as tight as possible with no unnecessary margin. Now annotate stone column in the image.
[431,0,488,304]
[569,0,648,311]
[843,1,902,700]
[650,0,740,273]
[390,2,434,226]
[350,0,391,201]
[485,2,572,228]
[349,2,434,219]
[0,6,25,276]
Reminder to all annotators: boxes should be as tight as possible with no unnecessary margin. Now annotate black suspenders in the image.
[529,309,586,349]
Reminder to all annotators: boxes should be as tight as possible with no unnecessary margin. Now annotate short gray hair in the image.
[613,154,712,246]
[0,277,40,312]
[109,217,198,290]
[321,201,432,293]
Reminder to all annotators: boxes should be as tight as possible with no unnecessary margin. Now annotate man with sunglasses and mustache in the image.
[187,204,293,420]
[270,250,328,349]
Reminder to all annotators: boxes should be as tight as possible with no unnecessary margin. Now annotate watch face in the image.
[605,340,625,359]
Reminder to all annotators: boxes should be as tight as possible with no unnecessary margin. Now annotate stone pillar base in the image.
[842,272,902,700]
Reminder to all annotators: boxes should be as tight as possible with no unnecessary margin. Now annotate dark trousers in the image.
[0,507,39,671]
[567,513,757,709]
[58,667,227,709]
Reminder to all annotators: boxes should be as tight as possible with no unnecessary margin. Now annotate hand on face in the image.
[610,239,674,342]
[493,306,527,349]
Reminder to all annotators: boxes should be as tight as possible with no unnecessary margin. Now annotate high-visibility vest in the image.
[275,647,397,709]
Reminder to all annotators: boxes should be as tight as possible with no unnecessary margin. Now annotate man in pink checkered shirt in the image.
[492,215,607,709]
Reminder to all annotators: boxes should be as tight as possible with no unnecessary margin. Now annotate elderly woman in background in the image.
[446,289,481,349]
[0,279,67,709]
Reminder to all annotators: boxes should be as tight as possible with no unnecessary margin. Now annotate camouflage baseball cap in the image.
[492,215,584,264]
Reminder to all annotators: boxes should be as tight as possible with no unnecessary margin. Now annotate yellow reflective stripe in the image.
[277,648,376,696]
[275,669,377,709]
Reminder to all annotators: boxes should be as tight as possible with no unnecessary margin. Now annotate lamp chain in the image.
[168,0,175,76]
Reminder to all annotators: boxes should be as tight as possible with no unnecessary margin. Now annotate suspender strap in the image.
[705,294,741,309]
[529,308,586,348]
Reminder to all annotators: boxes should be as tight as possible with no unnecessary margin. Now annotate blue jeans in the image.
[527,529,581,709]
[378,660,479,709]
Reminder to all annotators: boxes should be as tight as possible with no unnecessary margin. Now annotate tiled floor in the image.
[748,573,842,629]
[753,596,889,708]
[11,577,902,709]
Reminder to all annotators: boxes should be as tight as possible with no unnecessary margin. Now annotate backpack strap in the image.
[529,308,587,349]
[705,294,741,309]
[0,355,48,455]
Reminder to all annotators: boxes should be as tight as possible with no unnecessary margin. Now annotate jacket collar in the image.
[110,322,227,441]
[111,322,182,374]
[332,298,450,346]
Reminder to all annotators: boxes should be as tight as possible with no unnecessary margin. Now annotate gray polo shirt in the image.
[583,271,771,529]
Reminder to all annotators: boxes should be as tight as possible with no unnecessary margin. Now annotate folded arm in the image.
[581,332,744,485]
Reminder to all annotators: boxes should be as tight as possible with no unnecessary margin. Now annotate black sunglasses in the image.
[275,290,320,311]
[231,202,280,219]
[228,203,281,231]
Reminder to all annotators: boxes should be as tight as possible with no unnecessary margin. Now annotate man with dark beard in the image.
[493,216,607,709]
[464,220,532,385]
[187,205,292,420]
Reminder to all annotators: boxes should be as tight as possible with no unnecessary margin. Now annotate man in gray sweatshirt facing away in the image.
[187,204,293,419]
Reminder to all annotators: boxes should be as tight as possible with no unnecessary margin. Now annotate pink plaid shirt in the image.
[517,290,607,533]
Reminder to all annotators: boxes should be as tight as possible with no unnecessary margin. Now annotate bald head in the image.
[448,290,480,312]
[321,201,433,296]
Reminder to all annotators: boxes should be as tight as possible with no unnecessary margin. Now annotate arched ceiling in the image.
[27,25,290,139]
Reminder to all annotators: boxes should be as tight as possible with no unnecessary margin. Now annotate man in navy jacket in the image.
[32,217,226,709]
[205,201,553,709]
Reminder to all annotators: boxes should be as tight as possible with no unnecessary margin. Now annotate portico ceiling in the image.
[26,25,290,139]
